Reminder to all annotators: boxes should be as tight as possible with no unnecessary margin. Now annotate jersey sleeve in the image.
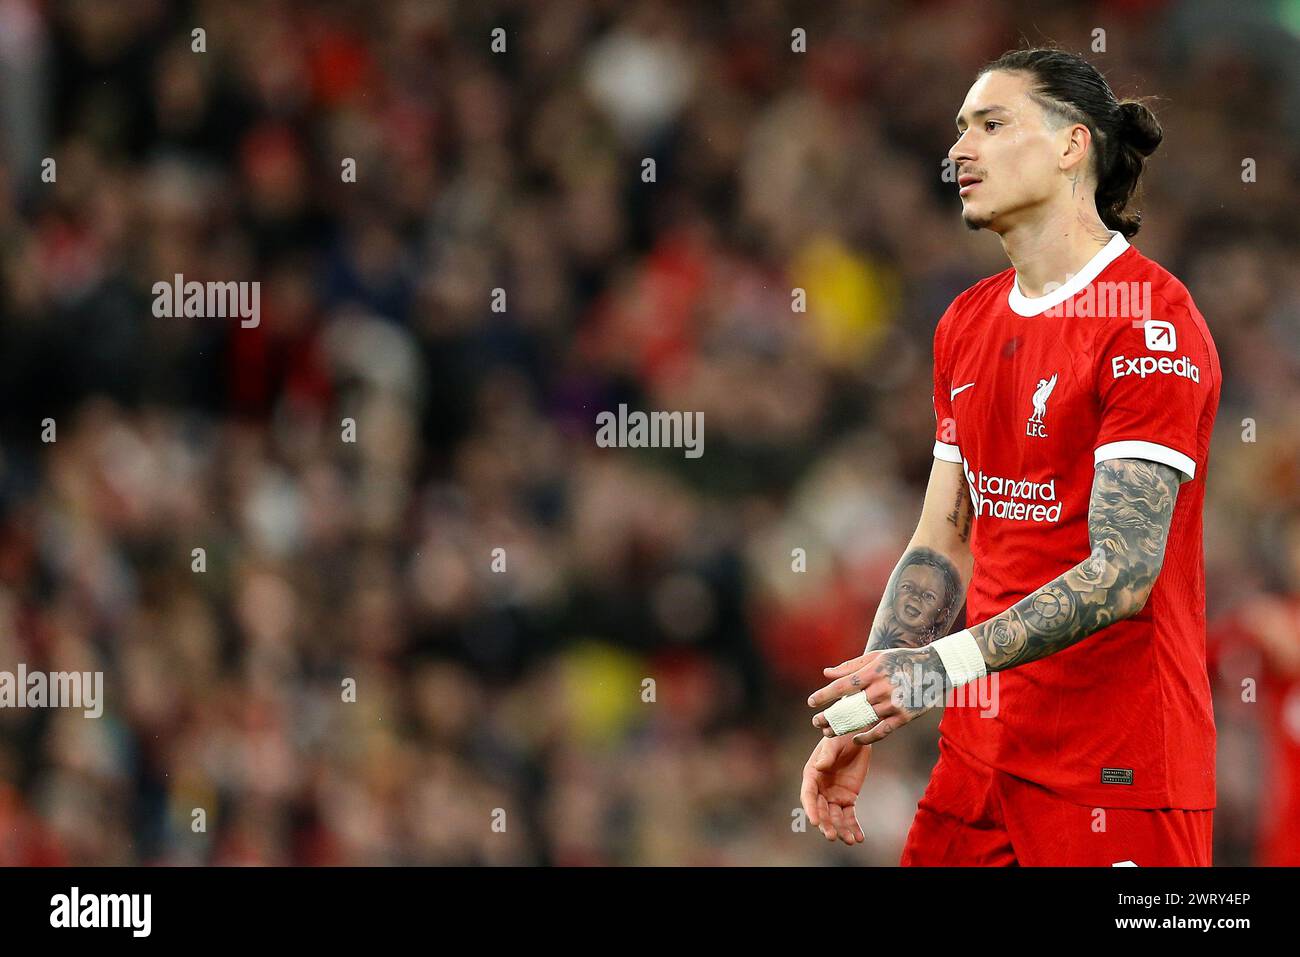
[1093,296,1212,483]
[932,307,962,464]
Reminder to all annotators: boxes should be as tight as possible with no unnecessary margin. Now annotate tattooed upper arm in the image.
[1086,457,1181,613]
[967,457,1180,670]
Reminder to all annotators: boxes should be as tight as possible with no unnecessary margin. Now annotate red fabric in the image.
[931,240,1222,809]
[902,734,1213,866]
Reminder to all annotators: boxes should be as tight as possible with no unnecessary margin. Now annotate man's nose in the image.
[948,133,975,166]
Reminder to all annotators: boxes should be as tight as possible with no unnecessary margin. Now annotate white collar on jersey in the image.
[1007,230,1130,317]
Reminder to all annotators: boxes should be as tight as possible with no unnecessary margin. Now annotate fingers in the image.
[826,801,847,842]
[844,810,865,846]
[852,713,909,746]
[825,800,864,846]
[813,693,896,737]
[817,795,838,841]
[799,767,821,827]
[822,653,870,678]
[807,673,864,709]
[811,742,837,772]
[800,741,868,848]
[835,809,857,846]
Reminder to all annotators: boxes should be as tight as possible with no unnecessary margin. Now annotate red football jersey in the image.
[931,231,1221,809]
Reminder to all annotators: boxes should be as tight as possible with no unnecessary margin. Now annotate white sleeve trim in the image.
[933,441,962,463]
[1094,440,1196,481]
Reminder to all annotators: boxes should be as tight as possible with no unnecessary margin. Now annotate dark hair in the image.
[979,48,1163,237]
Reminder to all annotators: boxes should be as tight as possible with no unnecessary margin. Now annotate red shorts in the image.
[901,734,1213,866]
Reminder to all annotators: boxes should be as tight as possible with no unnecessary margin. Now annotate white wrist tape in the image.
[824,691,880,736]
[932,628,987,687]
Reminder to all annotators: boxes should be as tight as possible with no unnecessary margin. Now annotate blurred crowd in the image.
[1,0,1298,865]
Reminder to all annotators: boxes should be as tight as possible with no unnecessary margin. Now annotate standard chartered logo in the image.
[963,458,1062,522]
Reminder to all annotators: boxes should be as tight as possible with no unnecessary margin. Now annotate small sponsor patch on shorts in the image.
[1101,767,1134,785]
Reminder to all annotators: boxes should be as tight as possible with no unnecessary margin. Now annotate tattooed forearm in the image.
[969,458,1180,670]
[864,546,967,652]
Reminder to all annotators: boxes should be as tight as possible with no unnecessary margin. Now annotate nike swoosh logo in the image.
[950,382,975,399]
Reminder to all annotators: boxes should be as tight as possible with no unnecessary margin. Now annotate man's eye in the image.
[985,121,1002,132]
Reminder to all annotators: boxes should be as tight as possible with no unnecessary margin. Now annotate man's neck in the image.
[999,205,1116,298]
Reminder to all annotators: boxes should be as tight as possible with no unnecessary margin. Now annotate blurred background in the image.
[1,0,1298,866]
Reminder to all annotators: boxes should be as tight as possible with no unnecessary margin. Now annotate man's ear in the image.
[1060,123,1092,175]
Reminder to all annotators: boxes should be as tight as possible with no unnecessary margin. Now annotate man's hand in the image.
[807,647,946,745]
[799,734,871,845]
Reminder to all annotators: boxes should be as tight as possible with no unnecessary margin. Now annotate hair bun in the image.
[1118,101,1163,157]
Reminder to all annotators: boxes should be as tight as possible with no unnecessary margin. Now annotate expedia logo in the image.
[963,458,1063,523]
[1110,354,1200,383]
